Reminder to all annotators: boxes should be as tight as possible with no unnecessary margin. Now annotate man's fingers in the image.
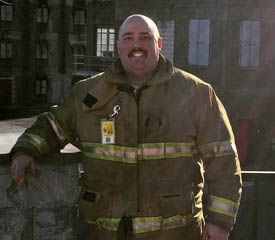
[11,163,26,186]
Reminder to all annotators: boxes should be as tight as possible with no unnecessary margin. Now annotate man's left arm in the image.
[195,84,242,238]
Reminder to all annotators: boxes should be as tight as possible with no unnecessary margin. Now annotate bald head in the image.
[118,14,160,41]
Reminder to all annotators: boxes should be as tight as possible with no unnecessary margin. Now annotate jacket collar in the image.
[82,54,174,112]
[102,54,174,87]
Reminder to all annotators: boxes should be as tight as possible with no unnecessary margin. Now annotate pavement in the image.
[0,116,79,154]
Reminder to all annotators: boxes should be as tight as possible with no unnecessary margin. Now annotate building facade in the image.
[1,0,275,169]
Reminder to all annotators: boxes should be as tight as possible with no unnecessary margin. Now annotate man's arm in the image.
[10,84,79,186]
[195,84,242,235]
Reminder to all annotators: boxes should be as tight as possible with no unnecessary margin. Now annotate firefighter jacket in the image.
[11,54,242,234]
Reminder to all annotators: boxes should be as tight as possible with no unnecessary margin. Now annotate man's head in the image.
[116,14,162,82]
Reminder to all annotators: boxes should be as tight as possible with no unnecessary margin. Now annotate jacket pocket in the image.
[78,188,101,221]
[160,190,195,217]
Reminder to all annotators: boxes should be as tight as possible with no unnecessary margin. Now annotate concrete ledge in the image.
[0,153,81,240]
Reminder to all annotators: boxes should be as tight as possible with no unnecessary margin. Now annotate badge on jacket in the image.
[101,118,115,144]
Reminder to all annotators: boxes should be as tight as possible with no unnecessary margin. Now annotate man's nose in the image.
[132,38,142,47]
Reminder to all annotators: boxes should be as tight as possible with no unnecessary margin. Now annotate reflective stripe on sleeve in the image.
[198,140,237,159]
[44,112,68,146]
[81,141,197,163]
[87,214,193,233]
[17,133,49,155]
[207,195,239,218]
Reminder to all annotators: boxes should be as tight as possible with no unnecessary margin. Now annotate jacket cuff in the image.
[10,144,42,162]
[205,213,234,232]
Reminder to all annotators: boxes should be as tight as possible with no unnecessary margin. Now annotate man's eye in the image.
[123,37,132,41]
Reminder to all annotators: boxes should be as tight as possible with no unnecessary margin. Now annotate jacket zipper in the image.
[133,88,141,212]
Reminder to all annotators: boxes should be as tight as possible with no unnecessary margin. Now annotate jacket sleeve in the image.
[10,85,79,161]
[195,84,242,231]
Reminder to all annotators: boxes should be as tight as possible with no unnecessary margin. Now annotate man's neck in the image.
[125,72,153,87]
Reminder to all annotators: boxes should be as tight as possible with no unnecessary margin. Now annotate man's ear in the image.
[116,40,120,55]
[158,37,162,50]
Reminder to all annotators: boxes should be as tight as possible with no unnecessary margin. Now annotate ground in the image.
[0,116,79,154]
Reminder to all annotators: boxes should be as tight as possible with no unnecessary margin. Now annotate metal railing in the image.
[72,55,115,75]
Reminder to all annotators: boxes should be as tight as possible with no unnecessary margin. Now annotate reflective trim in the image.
[133,217,162,233]
[207,195,238,218]
[198,140,237,159]
[82,142,197,163]
[82,142,137,163]
[87,214,193,233]
[45,112,67,146]
[17,133,49,155]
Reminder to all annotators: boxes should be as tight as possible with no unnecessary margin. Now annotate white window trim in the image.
[36,42,48,59]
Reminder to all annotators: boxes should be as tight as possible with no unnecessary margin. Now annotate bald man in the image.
[10,15,242,240]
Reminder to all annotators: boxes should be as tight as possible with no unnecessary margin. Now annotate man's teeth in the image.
[133,52,143,57]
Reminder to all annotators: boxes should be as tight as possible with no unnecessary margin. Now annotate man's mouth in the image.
[128,49,147,58]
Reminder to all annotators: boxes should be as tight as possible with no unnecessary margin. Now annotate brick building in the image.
[1,0,275,169]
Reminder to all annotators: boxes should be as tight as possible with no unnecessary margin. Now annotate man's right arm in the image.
[10,84,79,186]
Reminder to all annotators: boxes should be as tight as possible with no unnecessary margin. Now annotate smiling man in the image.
[10,15,242,240]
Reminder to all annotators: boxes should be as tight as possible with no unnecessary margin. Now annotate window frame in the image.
[73,9,86,25]
[0,5,13,21]
[37,6,48,23]
[0,41,12,58]
[96,26,116,57]
[36,41,48,60]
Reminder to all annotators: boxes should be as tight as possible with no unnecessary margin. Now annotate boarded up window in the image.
[188,19,211,66]
[36,79,47,95]
[240,20,260,67]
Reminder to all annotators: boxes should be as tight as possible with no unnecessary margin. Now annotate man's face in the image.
[117,17,162,79]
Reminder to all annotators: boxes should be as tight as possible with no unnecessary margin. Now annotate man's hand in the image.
[11,153,37,187]
[201,222,229,240]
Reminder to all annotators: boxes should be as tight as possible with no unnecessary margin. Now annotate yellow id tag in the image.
[101,118,115,144]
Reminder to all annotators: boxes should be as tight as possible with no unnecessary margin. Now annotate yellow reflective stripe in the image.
[138,143,165,160]
[198,140,236,158]
[87,215,192,233]
[82,142,137,163]
[45,112,68,145]
[17,133,49,155]
[207,195,238,217]
[133,217,162,233]
[82,142,197,163]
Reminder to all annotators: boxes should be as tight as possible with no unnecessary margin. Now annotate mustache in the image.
[128,48,147,57]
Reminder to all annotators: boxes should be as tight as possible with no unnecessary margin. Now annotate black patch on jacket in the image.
[83,93,98,108]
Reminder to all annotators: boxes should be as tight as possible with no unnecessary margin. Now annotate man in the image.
[10,15,242,240]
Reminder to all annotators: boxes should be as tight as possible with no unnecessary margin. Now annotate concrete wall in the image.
[0,153,81,240]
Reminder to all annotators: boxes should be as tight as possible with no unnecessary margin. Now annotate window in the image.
[0,5,13,21]
[240,20,260,67]
[0,42,12,58]
[37,7,48,23]
[36,42,48,59]
[36,79,47,95]
[96,27,115,57]
[72,44,86,63]
[74,10,85,25]
[188,19,211,66]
